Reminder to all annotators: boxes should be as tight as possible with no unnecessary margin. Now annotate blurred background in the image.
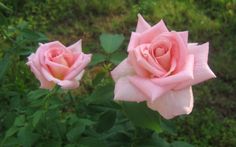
[0,0,236,147]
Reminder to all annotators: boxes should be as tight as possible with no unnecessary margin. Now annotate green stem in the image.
[43,86,60,110]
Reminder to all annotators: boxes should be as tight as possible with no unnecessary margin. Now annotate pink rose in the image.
[27,40,92,89]
[111,14,216,119]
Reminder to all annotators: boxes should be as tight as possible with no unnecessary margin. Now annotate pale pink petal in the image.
[139,44,166,73]
[58,80,79,89]
[114,77,146,102]
[152,55,194,86]
[128,50,150,77]
[41,68,79,89]
[139,20,169,44]
[64,54,92,80]
[67,40,82,53]
[111,58,135,82]
[169,32,188,73]
[136,14,151,33]
[51,54,69,67]
[27,54,54,89]
[176,43,216,89]
[75,70,85,81]
[156,48,171,70]
[45,58,70,79]
[63,52,78,67]
[127,32,140,51]
[37,41,66,70]
[128,76,173,101]
[147,86,193,119]
[133,46,165,77]
[178,31,188,45]
[41,68,61,84]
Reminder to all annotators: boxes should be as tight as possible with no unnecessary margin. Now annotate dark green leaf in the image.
[17,126,39,147]
[90,53,106,66]
[0,54,10,81]
[66,125,85,142]
[27,89,49,100]
[32,110,45,127]
[13,115,25,127]
[92,71,106,86]
[96,110,116,133]
[100,33,124,53]
[79,137,107,147]
[139,136,170,147]
[5,127,19,138]
[122,102,162,133]
[87,82,114,104]
[160,118,176,134]
[0,2,12,13]
[171,141,194,147]
[109,52,127,65]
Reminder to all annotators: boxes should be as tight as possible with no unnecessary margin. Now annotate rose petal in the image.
[45,58,70,79]
[136,14,151,33]
[139,20,169,44]
[75,70,85,81]
[128,76,173,101]
[41,68,79,89]
[128,50,150,77]
[67,40,82,53]
[64,53,92,80]
[176,43,216,89]
[156,48,171,71]
[111,58,135,82]
[37,41,66,70]
[27,54,54,89]
[147,86,193,119]
[178,31,188,45]
[58,80,79,89]
[114,77,147,102]
[127,32,141,52]
[133,45,166,77]
[152,55,194,86]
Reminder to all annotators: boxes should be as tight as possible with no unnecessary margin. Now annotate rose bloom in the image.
[111,14,216,119]
[27,40,92,89]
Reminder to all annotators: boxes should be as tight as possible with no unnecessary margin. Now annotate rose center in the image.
[154,47,166,57]
[49,48,62,58]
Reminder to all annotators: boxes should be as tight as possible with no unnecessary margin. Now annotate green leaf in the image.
[0,54,10,81]
[100,33,124,53]
[79,137,107,147]
[122,102,162,133]
[160,118,176,134]
[66,125,85,142]
[87,82,114,104]
[96,110,116,133]
[92,71,106,86]
[13,115,25,127]
[0,2,12,13]
[171,141,194,147]
[90,53,106,66]
[32,110,45,127]
[27,89,49,100]
[5,127,19,138]
[139,136,170,147]
[17,126,39,147]
[109,52,127,65]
